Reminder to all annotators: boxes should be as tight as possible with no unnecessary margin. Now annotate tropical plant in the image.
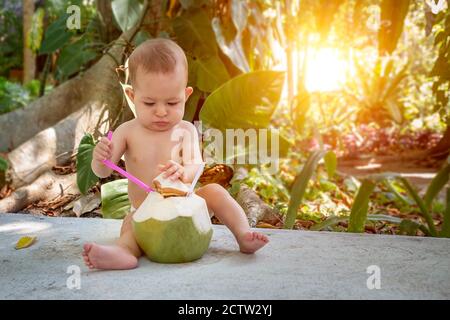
[0,77,40,115]
[38,7,100,82]
[284,150,337,229]
[76,133,99,195]
[315,158,450,237]
[345,57,409,126]
[100,179,131,219]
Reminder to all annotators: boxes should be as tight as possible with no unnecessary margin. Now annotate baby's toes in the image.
[257,233,268,242]
[83,257,91,265]
[84,258,95,269]
[83,243,93,253]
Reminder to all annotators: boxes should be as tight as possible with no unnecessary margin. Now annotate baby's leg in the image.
[195,183,269,253]
[82,208,142,270]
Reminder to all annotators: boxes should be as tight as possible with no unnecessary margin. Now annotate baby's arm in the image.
[91,123,128,178]
[180,121,203,183]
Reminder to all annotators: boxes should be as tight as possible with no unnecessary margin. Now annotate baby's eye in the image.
[167,102,179,106]
[144,102,155,106]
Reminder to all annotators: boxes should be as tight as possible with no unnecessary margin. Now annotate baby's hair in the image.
[128,38,188,87]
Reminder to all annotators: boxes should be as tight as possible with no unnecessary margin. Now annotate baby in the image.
[83,38,268,270]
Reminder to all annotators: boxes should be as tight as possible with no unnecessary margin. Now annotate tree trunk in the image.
[96,0,120,44]
[233,167,281,227]
[22,0,35,84]
[0,1,154,152]
[1,35,125,153]
[0,171,78,213]
[0,1,151,212]
[6,99,113,190]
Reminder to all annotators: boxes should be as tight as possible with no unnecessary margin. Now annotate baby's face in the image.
[127,65,192,132]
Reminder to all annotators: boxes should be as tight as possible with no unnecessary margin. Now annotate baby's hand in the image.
[93,136,113,162]
[158,160,185,181]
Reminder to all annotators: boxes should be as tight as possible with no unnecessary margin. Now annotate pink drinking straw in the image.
[102,131,154,193]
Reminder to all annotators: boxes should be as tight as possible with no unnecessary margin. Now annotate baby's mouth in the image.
[153,121,169,126]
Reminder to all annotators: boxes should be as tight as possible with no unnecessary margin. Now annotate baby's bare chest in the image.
[125,131,183,166]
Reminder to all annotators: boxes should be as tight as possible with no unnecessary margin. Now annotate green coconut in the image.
[132,192,213,263]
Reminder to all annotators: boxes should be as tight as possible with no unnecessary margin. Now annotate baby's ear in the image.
[185,86,193,100]
[125,86,135,102]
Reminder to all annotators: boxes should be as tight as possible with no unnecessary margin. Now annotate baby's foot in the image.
[82,243,138,270]
[238,231,269,254]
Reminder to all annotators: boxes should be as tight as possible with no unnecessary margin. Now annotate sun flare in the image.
[304,48,349,93]
[272,43,351,96]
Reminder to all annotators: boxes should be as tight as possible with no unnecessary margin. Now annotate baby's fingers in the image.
[163,164,178,178]
[94,147,111,161]
[168,171,181,181]
[98,145,112,156]
[99,137,112,146]
[95,153,110,162]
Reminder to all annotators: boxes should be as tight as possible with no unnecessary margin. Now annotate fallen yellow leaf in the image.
[15,236,37,250]
[256,222,276,229]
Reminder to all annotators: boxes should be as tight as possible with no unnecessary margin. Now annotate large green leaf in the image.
[173,9,217,58]
[284,150,326,229]
[111,0,143,32]
[378,0,410,55]
[76,134,99,195]
[188,55,230,93]
[101,179,131,219]
[56,37,97,78]
[348,179,376,233]
[200,70,285,130]
[39,13,72,54]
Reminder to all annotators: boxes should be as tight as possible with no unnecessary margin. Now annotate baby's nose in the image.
[155,105,168,116]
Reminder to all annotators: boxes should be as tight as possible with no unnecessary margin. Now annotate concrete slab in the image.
[0,213,449,299]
